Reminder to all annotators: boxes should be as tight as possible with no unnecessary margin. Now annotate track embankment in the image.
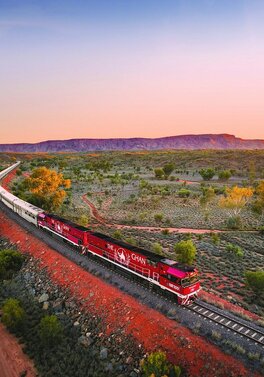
[0,210,261,377]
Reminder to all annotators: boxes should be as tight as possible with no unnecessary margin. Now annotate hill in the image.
[0,134,264,152]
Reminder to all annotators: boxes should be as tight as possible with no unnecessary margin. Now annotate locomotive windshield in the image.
[181,275,199,287]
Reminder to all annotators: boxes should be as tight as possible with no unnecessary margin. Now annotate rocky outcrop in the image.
[1,134,264,152]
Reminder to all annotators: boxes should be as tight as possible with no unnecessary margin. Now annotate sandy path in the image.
[0,324,36,377]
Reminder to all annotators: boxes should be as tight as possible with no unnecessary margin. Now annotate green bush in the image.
[226,216,242,230]
[199,168,215,181]
[178,188,191,198]
[174,240,196,265]
[113,230,123,239]
[152,243,164,255]
[2,298,26,330]
[225,243,244,258]
[141,351,181,377]
[0,249,24,281]
[218,170,232,181]
[39,315,63,347]
[245,270,264,293]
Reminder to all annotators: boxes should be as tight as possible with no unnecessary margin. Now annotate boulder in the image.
[100,347,108,360]
[38,293,49,303]
[43,301,49,310]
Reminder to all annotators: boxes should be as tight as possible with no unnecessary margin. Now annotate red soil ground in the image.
[0,210,261,377]
[0,324,36,377]
[1,168,17,191]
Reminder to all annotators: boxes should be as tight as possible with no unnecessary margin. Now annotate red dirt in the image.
[1,168,17,191]
[82,194,221,234]
[0,324,36,377]
[0,210,261,377]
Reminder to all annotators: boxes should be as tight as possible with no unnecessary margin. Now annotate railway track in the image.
[187,301,264,347]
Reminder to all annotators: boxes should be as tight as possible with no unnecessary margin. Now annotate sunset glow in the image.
[1,0,264,143]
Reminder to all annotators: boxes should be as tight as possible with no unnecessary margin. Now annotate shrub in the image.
[39,315,63,347]
[154,168,164,179]
[225,216,242,230]
[225,243,244,258]
[218,170,232,181]
[141,351,181,377]
[152,243,164,256]
[113,230,123,240]
[178,188,191,198]
[211,233,220,245]
[2,298,26,330]
[199,168,215,181]
[174,240,196,265]
[124,237,137,246]
[245,270,264,293]
[0,249,24,281]
[154,213,163,223]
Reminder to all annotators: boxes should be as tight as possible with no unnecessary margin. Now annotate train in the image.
[0,162,200,305]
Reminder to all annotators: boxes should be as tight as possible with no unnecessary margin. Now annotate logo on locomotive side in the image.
[115,248,130,266]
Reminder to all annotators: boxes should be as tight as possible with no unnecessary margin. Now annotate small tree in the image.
[199,168,215,181]
[219,186,253,217]
[2,298,26,330]
[0,249,24,281]
[252,181,264,221]
[78,214,89,227]
[200,186,215,209]
[39,315,63,347]
[154,168,165,179]
[154,213,163,224]
[218,170,232,181]
[178,188,191,198]
[113,230,123,239]
[174,240,196,265]
[163,163,175,179]
[152,242,164,255]
[141,351,181,377]
[245,271,264,293]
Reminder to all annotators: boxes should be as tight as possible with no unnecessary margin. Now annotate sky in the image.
[0,0,264,143]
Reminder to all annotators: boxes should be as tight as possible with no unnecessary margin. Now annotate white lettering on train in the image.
[168,283,180,291]
[131,253,146,265]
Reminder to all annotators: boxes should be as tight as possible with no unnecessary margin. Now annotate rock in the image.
[125,356,134,365]
[43,301,49,310]
[167,308,178,319]
[52,299,63,312]
[105,363,113,372]
[38,293,49,303]
[100,347,108,360]
[78,335,91,348]
[73,321,80,327]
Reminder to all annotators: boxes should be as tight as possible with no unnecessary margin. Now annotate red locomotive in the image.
[38,213,200,305]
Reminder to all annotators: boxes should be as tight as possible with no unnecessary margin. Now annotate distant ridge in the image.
[1,134,264,152]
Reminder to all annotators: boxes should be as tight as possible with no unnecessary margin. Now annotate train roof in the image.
[90,231,165,263]
[1,188,43,214]
[161,258,195,272]
[45,213,90,232]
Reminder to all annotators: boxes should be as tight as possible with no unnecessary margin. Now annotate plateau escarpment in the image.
[1,134,264,152]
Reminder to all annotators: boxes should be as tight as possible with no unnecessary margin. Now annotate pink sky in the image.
[1,1,264,143]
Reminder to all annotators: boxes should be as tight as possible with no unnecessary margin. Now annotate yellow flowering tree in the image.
[219,186,253,217]
[23,167,71,211]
